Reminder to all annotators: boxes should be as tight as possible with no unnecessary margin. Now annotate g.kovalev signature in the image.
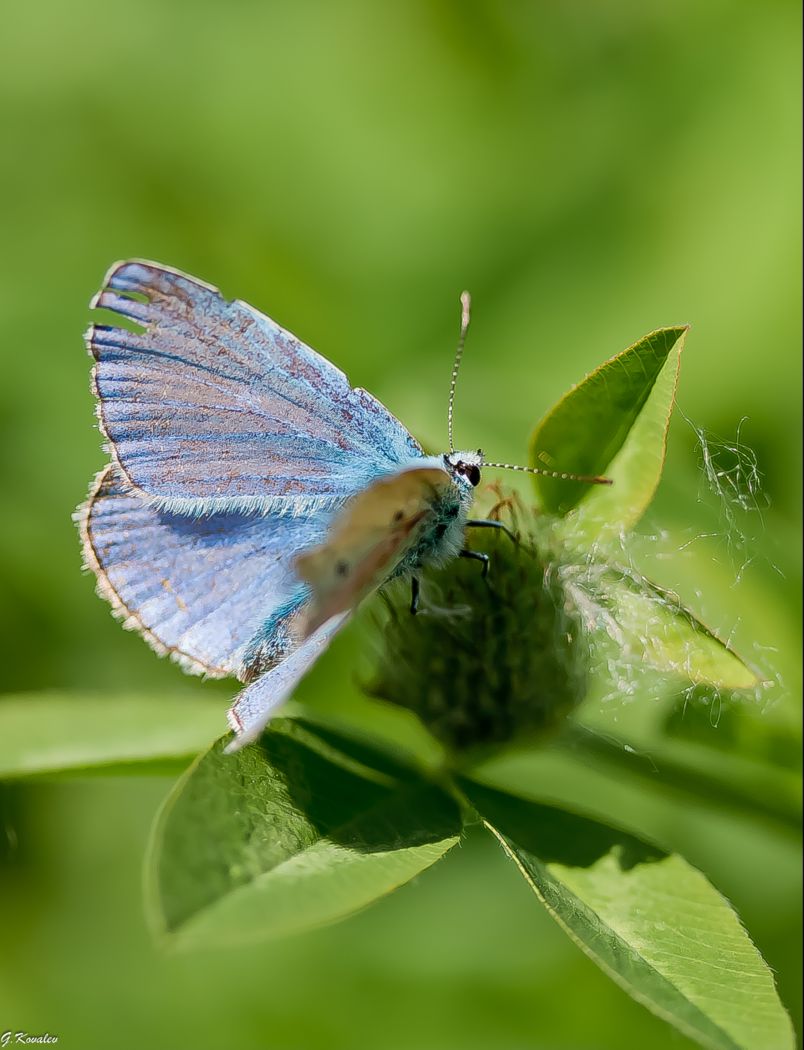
[1,1033,58,1047]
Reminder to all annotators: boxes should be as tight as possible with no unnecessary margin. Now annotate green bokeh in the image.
[0,2,799,1048]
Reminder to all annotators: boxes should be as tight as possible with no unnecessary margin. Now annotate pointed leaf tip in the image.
[530,326,687,530]
[461,781,795,1050]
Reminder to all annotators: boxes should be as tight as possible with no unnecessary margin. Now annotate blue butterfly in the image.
[77,261,608,749]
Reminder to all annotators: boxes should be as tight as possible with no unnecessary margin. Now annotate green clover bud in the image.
[369,516,588,757]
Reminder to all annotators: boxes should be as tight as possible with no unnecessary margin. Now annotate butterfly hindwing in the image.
[77,465,331,678]
[225,612,350,751]
[88,260,424,514]
[295,465,453,638]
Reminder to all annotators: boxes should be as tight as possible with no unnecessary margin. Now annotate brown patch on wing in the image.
[294,467,450,638]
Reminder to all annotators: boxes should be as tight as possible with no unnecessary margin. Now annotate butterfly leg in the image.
[410,576,420,615]
[465,519,518,544]
[460,549,490,578]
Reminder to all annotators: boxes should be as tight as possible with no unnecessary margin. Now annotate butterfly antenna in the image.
[448,291,472,453]
[482,460,613,486]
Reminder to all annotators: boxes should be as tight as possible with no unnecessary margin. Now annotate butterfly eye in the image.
[467,465,481,487]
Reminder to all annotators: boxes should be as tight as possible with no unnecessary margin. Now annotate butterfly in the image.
[77,261,610,750]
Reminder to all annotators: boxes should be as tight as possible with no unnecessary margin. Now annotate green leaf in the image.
[530,326,687,527]
[0,692,226,778]
[459,779,794,1050]
[558,725,801,835]
[663,687,802,772]
[146,719,462,949]
[562,565,759,689]
[288,714,425,781]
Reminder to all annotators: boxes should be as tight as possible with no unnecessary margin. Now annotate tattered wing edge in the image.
[85,260,171,502]
[84,259,367,519]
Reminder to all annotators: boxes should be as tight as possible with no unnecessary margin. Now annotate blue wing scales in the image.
[77,465,332,678]
[88,260,424,514]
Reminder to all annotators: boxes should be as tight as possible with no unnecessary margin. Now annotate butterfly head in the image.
[444,449,483,489]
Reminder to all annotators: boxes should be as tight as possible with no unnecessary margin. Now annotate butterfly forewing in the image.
[88,260,423,514]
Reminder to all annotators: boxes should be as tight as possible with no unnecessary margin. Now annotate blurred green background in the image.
[0,2,800,1048]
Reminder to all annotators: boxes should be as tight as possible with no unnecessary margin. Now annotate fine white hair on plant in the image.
[678,410,780,586]
[533,409,780,730]
[696,415,766,513]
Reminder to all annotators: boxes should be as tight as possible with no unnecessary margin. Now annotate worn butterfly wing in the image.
[88,260,424,514]
[295,465,453,638]
[77,464,331,679]
[226,465,454,746]
[82,260,436,748]
[225,613,350,751]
